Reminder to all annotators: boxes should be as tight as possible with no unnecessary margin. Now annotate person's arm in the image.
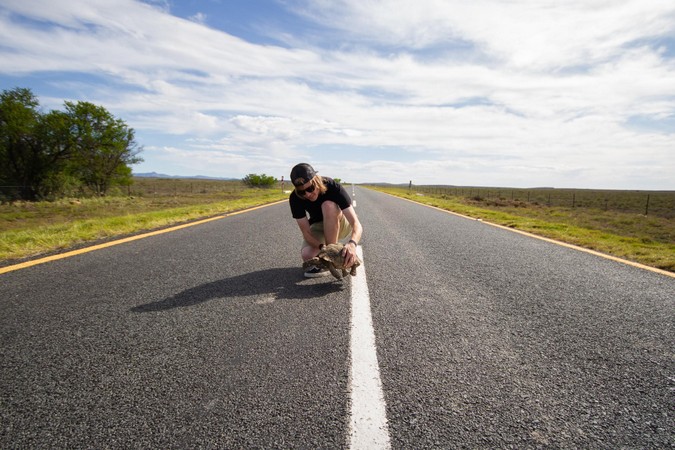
[296,217,324,249]
[341,206,362,267]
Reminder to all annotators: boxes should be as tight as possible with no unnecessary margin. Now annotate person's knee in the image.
[301,245,317,261]
[321,201,342,220]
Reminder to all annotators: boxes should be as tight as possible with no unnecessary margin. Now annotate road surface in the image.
[1,187,673,448]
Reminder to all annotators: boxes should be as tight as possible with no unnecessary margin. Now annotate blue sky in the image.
[1,0,674,189]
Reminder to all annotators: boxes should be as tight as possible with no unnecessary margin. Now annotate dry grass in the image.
[366,185,675,273]
[3,179,672,274]
[0,178,287,263]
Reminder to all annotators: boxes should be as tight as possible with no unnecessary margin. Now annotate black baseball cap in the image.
[290,163,317,186]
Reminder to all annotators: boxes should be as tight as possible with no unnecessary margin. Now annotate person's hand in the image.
[342,241,357,267]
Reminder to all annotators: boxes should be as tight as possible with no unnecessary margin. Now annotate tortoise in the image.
[302,243,362,280]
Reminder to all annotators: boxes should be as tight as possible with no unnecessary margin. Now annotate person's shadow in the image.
[130,267,347,313]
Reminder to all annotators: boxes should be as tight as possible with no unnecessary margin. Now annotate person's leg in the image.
[301,243,318,261]
[301,222,330,277]
[301,222,325,261]
[337,214,352,242]
[322,201,342,244]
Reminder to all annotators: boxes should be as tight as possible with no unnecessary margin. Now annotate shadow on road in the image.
[130,267,347,313]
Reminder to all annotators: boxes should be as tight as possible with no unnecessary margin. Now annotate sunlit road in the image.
[1,188,673,448]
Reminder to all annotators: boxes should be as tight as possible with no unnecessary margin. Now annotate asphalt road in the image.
[1,187,673,448]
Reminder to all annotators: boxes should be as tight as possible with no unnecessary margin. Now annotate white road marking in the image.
[349,246,391,449]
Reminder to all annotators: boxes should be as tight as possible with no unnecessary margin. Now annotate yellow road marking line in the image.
[392,194,675,279]
[0,200,286,275]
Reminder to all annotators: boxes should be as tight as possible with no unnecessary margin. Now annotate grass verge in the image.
[366,186,675,273]
[1,188,286,264]
[3,182,672,274]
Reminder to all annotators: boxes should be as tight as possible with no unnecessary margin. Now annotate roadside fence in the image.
[411,186,675,219]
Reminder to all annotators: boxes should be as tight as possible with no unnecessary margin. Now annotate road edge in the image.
[0,200,286,275]
[381,192,675,279]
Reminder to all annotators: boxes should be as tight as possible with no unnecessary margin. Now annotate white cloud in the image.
[189,12,207,24]
[290,0,675,69]
[132,111,222,135]
[1,0,673,188]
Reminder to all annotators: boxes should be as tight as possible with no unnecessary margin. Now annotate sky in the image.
[1,0,674,190]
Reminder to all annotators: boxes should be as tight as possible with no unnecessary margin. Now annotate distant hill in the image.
[134,172,239,181]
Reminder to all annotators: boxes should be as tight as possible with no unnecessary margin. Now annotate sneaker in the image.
[304,265,329,278]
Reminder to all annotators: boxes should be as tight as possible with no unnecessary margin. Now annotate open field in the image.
[0,178,287,264]
[366,185,675,273]
[411,185,674,218]
[1,179,673,273]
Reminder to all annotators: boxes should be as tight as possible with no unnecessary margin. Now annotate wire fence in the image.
[4,181,674,219]
[412,185,675,219]
[127,178,250,196]
[1,178,282,202]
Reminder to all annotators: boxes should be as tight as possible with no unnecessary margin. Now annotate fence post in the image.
[645,194,650,215]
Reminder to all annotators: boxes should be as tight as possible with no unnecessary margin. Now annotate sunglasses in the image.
[296,183,317,197]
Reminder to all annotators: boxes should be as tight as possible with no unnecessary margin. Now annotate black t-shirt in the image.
[289,177,352,224]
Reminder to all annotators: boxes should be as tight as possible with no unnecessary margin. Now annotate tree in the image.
[33,109,77,197]
[1,88,143,200]
[64,101,143,196]
[243,173,277,188]
[0,88,42,200]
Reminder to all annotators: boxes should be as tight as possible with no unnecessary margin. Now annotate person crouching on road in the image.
[289,163,363,278]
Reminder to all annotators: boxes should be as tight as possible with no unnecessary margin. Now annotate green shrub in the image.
[242,173,277,188]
